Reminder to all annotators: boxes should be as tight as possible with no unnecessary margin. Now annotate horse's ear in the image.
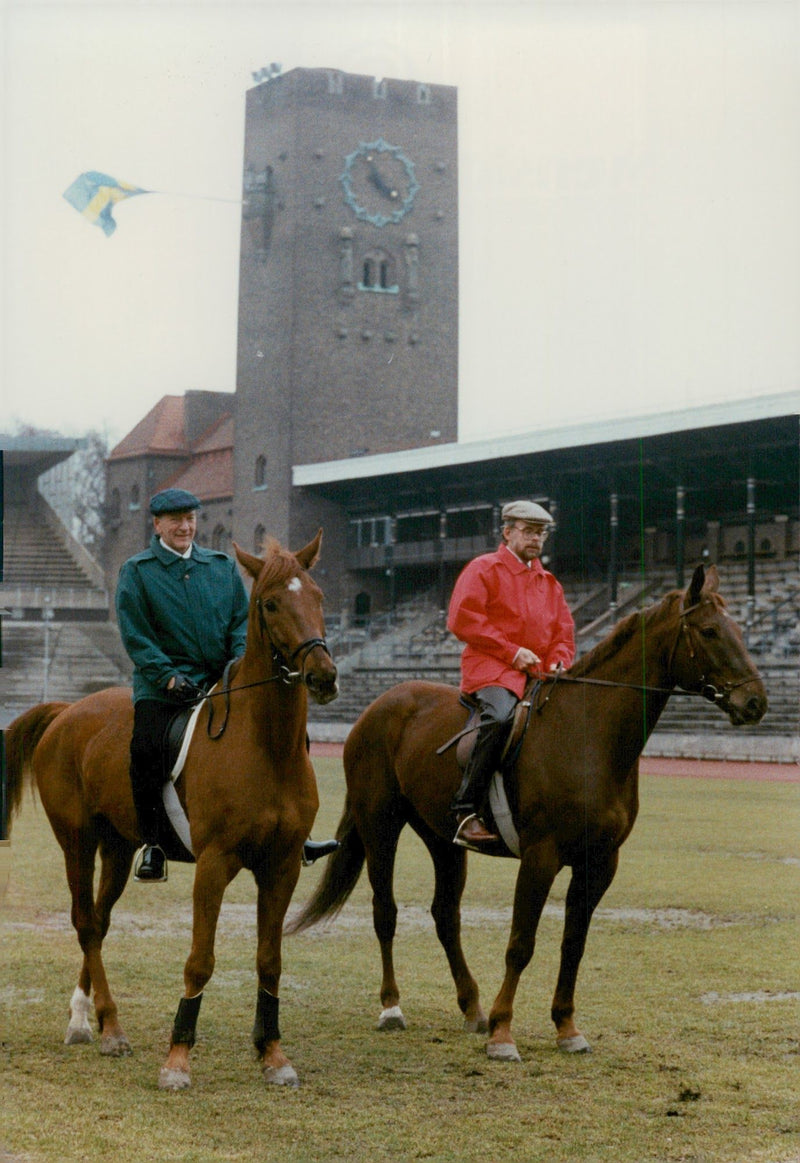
[687,562,720,605]
[294,529,323,572]
[233,541,265,581]
[702,563,720,594]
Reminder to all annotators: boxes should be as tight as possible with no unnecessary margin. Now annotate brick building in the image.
[103,68,798,639]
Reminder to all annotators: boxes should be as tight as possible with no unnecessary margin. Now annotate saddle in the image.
[436,679,540,859]
[437,677,539,771]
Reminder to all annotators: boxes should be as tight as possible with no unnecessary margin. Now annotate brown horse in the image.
[6,531,338,1090]
[288,564,767,1063]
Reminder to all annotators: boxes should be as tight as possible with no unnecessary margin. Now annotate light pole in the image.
[42,598,55,701]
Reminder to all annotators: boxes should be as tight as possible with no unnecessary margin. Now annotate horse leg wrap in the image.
[252,989,281,1052]
[171,992,203,1048]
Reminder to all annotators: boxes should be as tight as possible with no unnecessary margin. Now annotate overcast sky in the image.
[2,0,798,448]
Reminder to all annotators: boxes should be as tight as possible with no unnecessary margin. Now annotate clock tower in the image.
[233,67,458,572]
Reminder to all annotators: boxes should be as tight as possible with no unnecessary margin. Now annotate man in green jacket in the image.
[116,488,249,881]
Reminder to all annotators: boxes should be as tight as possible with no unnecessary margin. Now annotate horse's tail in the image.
[285,796,365,935]
[4,702,69,835]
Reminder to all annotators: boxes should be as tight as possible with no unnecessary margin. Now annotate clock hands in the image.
[366,158,399,201]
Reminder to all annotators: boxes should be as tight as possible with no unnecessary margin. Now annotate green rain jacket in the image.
[115,536,250,703]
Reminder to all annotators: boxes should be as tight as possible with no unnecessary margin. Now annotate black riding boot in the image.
[302,838,340,866]
[130,772,168,882]
[451,722,505,846]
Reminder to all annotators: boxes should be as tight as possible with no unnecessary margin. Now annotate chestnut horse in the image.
[288,564,766,1063]
[6,532,338,1090]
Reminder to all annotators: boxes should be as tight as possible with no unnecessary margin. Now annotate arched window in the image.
[108,488,121,520]
[129,484,140,511]
[212,524,227,551]
[254,524,266,554]
[254,454,267,489]
[360,250,398,293]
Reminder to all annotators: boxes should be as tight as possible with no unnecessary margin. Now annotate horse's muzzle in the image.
[305,668,339,706]
[723,680,768,726]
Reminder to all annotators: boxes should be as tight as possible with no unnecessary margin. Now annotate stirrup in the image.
[133,845,168,882]
[453,814,500,848]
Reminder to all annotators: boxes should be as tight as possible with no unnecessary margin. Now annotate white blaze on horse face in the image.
[287,577,303,593]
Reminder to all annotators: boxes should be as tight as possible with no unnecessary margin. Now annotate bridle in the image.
[535,597,755,708]
[203,598,332,738]
[667,598,756,705]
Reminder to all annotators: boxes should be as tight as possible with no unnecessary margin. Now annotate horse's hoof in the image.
[159,1066,191,1091]
[557,1033,592,1054]
[64,1025,93,1046]
[377,1005,406,1031]
[464,1015,489,1034]
[99,1033,132,1057]
[262,1064,299,1088]
[486,1041,521,1062]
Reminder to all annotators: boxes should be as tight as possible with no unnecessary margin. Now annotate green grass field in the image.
[2,759,798,1163]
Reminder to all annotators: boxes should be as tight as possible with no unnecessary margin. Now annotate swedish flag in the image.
[62,171,149,236]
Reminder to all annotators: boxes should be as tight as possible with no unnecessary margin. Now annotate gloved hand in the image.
[166,674,206,704]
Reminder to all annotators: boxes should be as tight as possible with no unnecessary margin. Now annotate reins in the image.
[532,598,755,708]
[204,634,332,739]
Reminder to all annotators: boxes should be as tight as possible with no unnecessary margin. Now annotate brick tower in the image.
[233,67,458,587]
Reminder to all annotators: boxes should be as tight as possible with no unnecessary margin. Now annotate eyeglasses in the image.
[513,524,549,540]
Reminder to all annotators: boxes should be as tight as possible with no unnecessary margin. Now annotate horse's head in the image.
[234,530,339,705]
[671,564,767,726]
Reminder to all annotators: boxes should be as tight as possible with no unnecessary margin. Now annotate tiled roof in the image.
[191,413,234,454]
[107,396,188,460]
[162,449,234,503]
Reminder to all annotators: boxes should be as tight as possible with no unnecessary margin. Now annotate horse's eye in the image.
[263,599,278,614]
[700,626,719,639]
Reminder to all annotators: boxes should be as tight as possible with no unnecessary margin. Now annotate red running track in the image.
[309,741,798,782]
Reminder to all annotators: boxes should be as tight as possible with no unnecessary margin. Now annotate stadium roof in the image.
[293,390,800,488]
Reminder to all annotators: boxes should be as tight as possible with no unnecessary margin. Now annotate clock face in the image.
[340,139,419,227]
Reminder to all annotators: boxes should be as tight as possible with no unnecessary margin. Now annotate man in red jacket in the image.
[447,500,576,848]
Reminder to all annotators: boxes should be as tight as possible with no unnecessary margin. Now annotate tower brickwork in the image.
[233,67,458,584]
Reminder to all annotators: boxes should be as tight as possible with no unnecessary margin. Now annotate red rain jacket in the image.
[447,543,575,697]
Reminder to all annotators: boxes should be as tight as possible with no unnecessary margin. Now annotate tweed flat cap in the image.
[149,488,201,515]
[501,500,553,525]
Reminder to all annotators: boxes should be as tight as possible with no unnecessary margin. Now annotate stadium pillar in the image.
[746,476,756,628]
[437,509,447,612]
[675,484,686,589]
[609,492,618,617]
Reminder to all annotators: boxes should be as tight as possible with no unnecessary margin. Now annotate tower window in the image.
[254,523,266,554]
[417,84,431,105]
[327,71,343,95]
[129,483,140,511]
[254,454,267,489]
[359,250,399,293]
[212,524,227,550]
[373,78,387,100]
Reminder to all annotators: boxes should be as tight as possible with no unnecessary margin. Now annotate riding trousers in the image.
[452,685,519,815]
[129,699,180,845]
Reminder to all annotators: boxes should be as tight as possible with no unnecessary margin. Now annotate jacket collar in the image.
[149,535,209,566]
[498,542,545,575]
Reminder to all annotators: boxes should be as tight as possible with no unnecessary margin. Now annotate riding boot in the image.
[130,771,168,882]
[451,722,505,845]
[302,838,341,866]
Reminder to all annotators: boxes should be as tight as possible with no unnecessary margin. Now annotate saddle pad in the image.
[488,775,520,857]
[160,685,217,858]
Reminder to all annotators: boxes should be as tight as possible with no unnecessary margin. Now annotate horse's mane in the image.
[569,590,682,677]
[257,537,303,590]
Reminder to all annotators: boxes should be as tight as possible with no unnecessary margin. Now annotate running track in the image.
[310,742,799,783]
